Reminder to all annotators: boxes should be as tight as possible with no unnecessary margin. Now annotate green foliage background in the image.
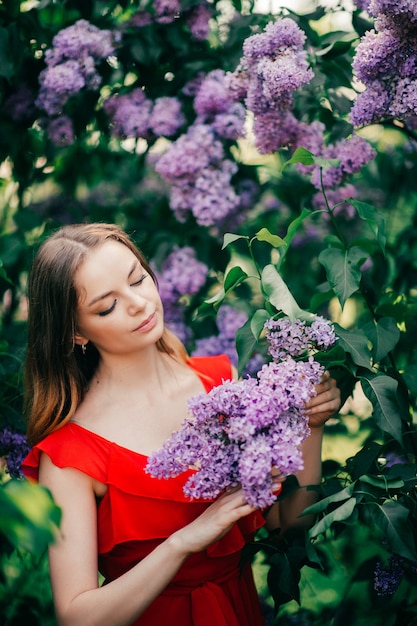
[0,1,416,624]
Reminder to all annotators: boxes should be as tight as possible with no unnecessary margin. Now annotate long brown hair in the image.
[24,223,187,445]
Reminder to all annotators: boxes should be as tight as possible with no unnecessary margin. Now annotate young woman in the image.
[23,223,340,626]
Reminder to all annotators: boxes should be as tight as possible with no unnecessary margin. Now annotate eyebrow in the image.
[87,260,138,307]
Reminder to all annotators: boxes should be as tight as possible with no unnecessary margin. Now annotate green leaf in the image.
[319,246,369,309]
[254,227,285,248]
[222,232,249,250]
[236,317,258,377]
[250,309,270,339]
[303,483,355,516]
[370,500,416,561]
[0,27,15,80]
[359,474,404,490]
[203,266,248,308]
[350,199,386,253]
[403,365,417,394]
[333,324,372,369]
[360,374,403,443]
[283,207,311,249]
[282,146,315,169]
[308,497,357,538]
[224,265,248,292]
[261,265,314,321]
[362,317,400,362]
[0,479,61,554]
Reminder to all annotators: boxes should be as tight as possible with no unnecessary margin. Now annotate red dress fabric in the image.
[23,355,266,626]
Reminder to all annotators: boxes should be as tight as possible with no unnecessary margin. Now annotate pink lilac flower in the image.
[350,81,392,126]
[369,0,417,22]
[187,3,212,40]
[149,97,185,137]
[147,316,335,508]
[37,60,86,115]
[104,89,152,139]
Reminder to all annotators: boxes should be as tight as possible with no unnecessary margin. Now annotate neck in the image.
[93,345,178,392]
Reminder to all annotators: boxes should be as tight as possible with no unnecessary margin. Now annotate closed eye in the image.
[98,300,117,317]
[131,273,148,287]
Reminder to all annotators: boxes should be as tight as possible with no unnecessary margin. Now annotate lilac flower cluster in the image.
[226,18,314,154]
[192,305,249,365]
[36,20,118,118]
[147,316,336,508]
[156,246,208,343]
[373,555,404,596]
[351,1,417,128]
[186,3,212,40]
[104,90,185,140]
[0,428,30,479]
[194,70,246,141]
[155,123,240,225]
[264,316,336,361]
[153,0,181,24]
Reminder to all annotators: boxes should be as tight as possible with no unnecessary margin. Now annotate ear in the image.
[74,333,89,347]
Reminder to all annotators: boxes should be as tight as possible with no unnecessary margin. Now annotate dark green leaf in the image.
[236,317,258,378]
[362,317,400,362]
[361,374,403,443]
[370,501,416,561]
[308,497,357,538]
[319,246,368,308]
[350,199,386,253]
[403,365,417,394]
[333,323,372,369]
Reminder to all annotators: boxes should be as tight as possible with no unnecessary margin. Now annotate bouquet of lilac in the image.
[146,316,336,508]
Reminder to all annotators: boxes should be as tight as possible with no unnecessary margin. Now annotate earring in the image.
[81,344,87,356]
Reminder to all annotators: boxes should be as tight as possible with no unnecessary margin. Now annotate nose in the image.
[127,290,146,314]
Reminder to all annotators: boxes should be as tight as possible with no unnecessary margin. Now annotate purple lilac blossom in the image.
[310,135,376,190]
[226,18,314,154]
[374,555,404,596]
[156,246,208,305]
[194,70,246,140]
[154,0,180,23]
[104,89,153,139]
[149,97,185,137]
[350,3,417,127]
[36,20,118,117]
[312,184,358,217]
[0,428,31,479]
[155,124,240,225]
[147,316,335,507]
[2,85,36,122]
[264,316,336,361]
[46,115,75,146]
[187,3,212,40]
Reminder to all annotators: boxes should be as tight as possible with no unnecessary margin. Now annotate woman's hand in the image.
[172,487,256,555]
[305,370,341,428]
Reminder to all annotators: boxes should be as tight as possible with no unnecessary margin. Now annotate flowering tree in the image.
[0,0,416,623]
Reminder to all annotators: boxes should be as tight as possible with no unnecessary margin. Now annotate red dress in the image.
[23,355,267,626]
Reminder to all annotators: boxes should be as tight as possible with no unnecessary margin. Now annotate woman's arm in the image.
[40,454,256,626]
[265,372,340,532]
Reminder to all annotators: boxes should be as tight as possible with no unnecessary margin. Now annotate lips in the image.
[133,312,156,333]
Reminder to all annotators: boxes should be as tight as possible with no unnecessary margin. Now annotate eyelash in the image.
[98,274,148,317]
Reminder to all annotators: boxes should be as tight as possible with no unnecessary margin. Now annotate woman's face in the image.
[74,240,164,357]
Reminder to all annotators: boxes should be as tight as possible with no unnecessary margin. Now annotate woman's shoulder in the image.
[22,422,110,483]
[186,354,233,388]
